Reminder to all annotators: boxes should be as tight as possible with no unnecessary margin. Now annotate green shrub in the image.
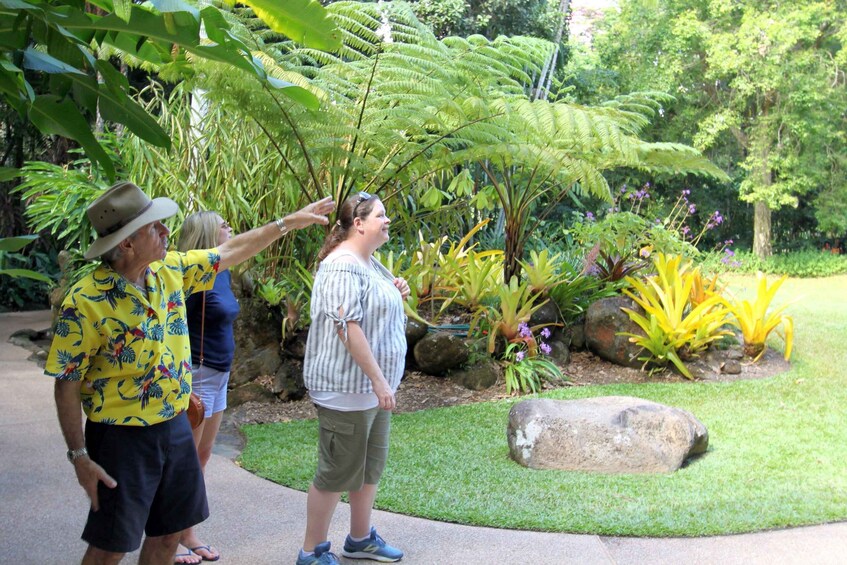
[700,250,847,278]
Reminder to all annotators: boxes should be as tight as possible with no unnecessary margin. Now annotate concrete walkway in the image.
[2,309,846,564]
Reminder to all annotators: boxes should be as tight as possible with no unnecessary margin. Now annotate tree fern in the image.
[180,1,728,281]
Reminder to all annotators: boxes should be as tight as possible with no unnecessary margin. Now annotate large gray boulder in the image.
[272,359,306,401]
[448,360,500,390]
[405,318,429,350]
[413,331,469,376]
[507,396,708,474]
[231,292,283,386]
[585,296,645,369]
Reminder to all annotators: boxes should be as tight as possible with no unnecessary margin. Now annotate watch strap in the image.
[67,446,88,463]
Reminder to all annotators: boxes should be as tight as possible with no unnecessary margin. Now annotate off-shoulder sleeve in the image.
[317,267,365,343]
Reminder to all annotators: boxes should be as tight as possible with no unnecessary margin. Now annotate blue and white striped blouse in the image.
[303,254,407,395]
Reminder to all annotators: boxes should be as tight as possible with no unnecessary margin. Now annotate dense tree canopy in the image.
[408,0,561,40]
[593,0,847,257]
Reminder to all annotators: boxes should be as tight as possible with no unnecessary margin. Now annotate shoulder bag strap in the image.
[197,291,206,394]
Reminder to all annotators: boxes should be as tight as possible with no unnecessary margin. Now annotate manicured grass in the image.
[239,275,847,536]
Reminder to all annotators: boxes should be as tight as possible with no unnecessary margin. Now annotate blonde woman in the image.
[174,211,236,563]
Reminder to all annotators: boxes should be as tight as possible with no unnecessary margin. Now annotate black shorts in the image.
[81,412,209,553]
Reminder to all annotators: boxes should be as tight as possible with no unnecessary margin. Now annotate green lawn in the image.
[239,275,847,536]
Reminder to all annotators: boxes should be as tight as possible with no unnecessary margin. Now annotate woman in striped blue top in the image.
[297,192,410,565]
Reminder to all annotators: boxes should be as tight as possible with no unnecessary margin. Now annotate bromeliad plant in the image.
[594,249,648,285]
[439,250,503,330]
[256,261,316,344]
[401,220,495,323]
[724,273,794,361]
[689,268,724,308]
[620,254,733,378]
[500,323,566,394]
[487,276,550,353]
[547,250,619,325]
[519,248,567,296]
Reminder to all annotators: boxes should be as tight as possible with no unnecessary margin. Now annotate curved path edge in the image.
[2,310,845,564]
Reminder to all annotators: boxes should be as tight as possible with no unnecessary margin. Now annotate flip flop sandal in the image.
[188,545,221,562]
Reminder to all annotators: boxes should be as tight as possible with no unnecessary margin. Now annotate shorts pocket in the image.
[319,419,355,459]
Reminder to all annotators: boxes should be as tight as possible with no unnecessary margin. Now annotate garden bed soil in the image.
[9,324,790,427]
[228,347,791,425]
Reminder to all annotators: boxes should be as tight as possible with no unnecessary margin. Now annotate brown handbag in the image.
[187,291,207,429]
[187,391,205,429]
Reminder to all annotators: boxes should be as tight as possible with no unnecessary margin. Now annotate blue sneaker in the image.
[296,541,339,565]
[342,527,404,562]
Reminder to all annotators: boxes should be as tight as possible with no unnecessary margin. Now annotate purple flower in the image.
[724,248,735,256]
[518,322,532,339]
[688,204,697,214]
[586,211,595,221]
[681,226,691,236]
[724,239,734,245]
[712,211,724,225]
[655,218,662,224]
[515,351,525,362]
[540,328,551,339]
[682,189,690,196]
[540,343,552,355]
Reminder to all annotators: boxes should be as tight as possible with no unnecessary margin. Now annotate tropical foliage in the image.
[724,273,794,360]
[501,338,564,394]
[185,1,727,283]
[621,253,733,378]
[0,235,50,282]
[486,276,549,353]
[10,1,783,392]
[0,0,338,180]
[594,0,847,258]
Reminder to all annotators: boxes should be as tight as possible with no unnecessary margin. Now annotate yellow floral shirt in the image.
[45,249,220,426]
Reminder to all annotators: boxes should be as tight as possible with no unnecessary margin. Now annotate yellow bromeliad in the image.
[724,272,794,361]
[621,254,732,378]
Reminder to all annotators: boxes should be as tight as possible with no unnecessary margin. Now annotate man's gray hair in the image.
[100,228,141,264]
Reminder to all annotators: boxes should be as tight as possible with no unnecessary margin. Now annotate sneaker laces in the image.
[371,531,387,547]
[318,549,339,562]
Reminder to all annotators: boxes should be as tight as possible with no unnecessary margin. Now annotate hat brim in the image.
[84,197,179,260]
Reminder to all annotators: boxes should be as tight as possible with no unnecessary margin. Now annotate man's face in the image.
[131,220,170,263]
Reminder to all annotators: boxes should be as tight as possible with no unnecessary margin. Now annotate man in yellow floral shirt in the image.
[45,182,334,565]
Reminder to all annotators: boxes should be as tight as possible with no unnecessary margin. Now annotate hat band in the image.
[99,201,154,236]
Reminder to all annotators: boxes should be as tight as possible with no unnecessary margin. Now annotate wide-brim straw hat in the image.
[84,181,179,259]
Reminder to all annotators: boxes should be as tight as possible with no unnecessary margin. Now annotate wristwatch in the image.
[66,446,88,463]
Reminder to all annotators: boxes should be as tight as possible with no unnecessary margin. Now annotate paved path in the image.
[2,310,846,564]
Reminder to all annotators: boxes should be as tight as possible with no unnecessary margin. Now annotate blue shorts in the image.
[81,412,209,553]
[192,363,230,417]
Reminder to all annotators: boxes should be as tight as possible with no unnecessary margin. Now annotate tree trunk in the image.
[753,200,772,258]
[534,0,570,101]
[503,218,524,283]
[752,112,773,260]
